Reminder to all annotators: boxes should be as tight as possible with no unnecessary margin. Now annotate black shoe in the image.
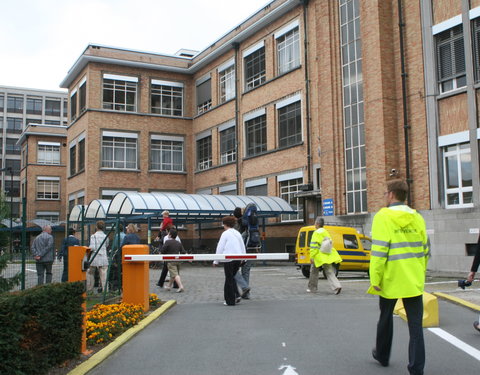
[372,349,388,367]
[241,288,250,298]
[474,321,480,332]
[235,297,241,304]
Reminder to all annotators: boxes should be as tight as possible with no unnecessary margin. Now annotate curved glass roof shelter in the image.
[69,192,296,223]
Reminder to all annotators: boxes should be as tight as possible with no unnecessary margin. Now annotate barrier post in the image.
[122,245,149,312]
[68,245,91,355]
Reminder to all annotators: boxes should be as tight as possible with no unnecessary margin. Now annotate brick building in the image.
[43,0,479,272]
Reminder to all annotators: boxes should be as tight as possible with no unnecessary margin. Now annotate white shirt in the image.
[214,228,246,264]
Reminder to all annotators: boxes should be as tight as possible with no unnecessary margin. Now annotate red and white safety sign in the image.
[124,253,289,262]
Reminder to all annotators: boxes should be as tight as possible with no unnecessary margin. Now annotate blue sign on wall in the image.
[323,198,334,216]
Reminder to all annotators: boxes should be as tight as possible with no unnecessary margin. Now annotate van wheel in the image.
[322,263,339,279]
[301,265,310,278]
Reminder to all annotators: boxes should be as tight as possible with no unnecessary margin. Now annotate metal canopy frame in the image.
[68,192,296,224]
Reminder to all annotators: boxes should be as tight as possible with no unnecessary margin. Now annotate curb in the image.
[433,292,480,312]
[68,300,177,375]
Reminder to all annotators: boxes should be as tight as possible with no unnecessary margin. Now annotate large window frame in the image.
[279,175,303,222]
[26,97,42,115]
[102,74,138,112]
[245,111,267,157]
[36,177,60,200]
[196,134,212,171]
[37,142,61,165]
[276,21,300,75]
[7,96,23,114]
[443,142,473,208]
[101,131,138,170]
[45,99,61,116]
[277,97,302,148]
[436,25,466,93]
[150,135,184,172]
[150,80,184,117]
[7,117,23,134]
[196,76,212,115]
[218,60,235,103]
[244,42,266,91]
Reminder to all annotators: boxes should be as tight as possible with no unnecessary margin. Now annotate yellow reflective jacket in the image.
[368,204,430,299]
[309,227,342,268]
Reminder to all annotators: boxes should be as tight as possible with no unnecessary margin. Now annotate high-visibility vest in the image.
[309,227,342,268]
[368,205,430,299]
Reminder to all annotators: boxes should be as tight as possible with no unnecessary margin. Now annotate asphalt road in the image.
[86,263,480,375]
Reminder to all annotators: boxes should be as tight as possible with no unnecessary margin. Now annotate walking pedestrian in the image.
[466,232,480,332]
[368,179,430,375]
[87,221,110,293]
[121,223,141,246]
[156,228,181,289]
[31,225,55,285]
[59,227,80,282]
[307,217,342,294]
[214,216,246,306]
[160,228,185,293]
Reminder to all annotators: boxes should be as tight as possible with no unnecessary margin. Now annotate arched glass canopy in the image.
[68,192,296,223]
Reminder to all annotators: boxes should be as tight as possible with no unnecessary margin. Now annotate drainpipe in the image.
[300,0,312,188]
[398,0,412,204]
[232,42,241,194]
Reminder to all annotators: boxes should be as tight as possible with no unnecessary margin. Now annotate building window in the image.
[244,45,266,90]
[219,184,237,195]
[101,131,138,169]
[37,142,60,165]
[196,77,212,114]
[102,74,137,112]
[37,177,60,200]
[7,96,23,113]
[436,25,466,93]
[340,0,367,214]
[150,136,184,172]
[7,118,23,134]
[45,99,61,116]
[279,177,303,222]
[6,138,21,155]
[278,100,302,148]
[79,81,87,113]
[0,95,3,112]
[5,159,20,176]
[276,26,300,75]
[26,97,42,115]
[69,143,76,176]
[245,182,267,196]
[220,126,236,164]
[70,91,77,121]
[36,212,60,223]
[196,136,212,170]
[443,143,473,208]
[78,137,85,172]
[219,65,235,103]
[150,80,183,117]
[245,114,267,157]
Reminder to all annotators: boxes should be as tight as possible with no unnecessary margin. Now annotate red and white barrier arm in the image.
[124,253,289,262]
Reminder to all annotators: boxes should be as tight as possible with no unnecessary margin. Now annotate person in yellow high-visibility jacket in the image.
[368,180,430,375]
[307,217,342,294]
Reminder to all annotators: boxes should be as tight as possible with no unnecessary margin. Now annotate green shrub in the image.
[0,282,85,375]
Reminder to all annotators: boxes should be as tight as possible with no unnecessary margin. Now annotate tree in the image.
[0,192,20,293]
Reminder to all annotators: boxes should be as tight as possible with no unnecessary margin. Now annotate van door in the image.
[337,233,370,271]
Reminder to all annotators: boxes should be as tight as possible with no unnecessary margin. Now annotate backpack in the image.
[242,203,260,250]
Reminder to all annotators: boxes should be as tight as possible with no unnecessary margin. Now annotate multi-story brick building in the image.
[0,86,67,222]
[49,0,480,272]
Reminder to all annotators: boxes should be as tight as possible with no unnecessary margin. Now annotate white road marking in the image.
[428,327,480,361]
[282,342,286,347]
[279,365,299,375]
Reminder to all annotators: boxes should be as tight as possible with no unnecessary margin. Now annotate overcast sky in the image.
[0,0,272,91]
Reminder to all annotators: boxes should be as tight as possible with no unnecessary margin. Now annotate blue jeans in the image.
[36,262,53,285]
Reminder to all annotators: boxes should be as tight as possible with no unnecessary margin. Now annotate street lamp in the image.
[1,167,14,256]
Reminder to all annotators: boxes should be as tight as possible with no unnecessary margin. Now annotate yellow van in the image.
[295,225,372,278]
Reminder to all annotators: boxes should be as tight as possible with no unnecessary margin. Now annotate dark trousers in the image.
[61,258,68,282]
[36,262,53,285]
[223,261,241,305]
[375,295,425,375]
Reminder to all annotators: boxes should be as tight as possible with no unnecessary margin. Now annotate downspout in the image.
[232,42,241,194]
[398,0,412,204]
[301,0,312,188]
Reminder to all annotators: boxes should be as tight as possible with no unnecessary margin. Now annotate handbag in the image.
[320,237,333,254]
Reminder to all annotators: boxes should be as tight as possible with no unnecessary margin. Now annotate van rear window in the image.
[299,231,314,247]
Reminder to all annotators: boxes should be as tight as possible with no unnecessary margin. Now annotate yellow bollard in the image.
[394,292,439,327]
[68,246,92,355]
[122,245,150,312]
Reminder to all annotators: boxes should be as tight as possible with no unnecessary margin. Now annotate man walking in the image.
[368,180,430,375]
[31,225,55,285]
